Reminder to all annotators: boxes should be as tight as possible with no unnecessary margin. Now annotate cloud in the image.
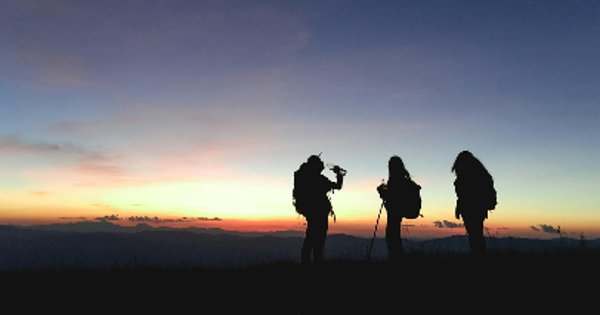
[0,136,83,156]
[92,215,223,224]
[127,216,160,223]
[1,136,139,187]
[530,224,560,234]
[45,105,282,186]
[96,214,121,221]
[433,220,464,229]
[75,153,130,178]
[197,217,222,221]
[58,217,87,220]
[0,136,121,168]
[128,216,223,223]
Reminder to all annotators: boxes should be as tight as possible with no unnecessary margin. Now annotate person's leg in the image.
[312,214,329,264]
[464,215,486,255]
[386,211,403,261]
[302,217,315,264]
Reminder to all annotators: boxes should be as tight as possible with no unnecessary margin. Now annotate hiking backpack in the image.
[485,181,497,210]
[402,180,422,219]
[292,163,309,216]
[292,163,336,219]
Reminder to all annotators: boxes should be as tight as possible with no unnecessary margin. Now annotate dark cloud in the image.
[433,220,464,229]
[197,217,222,221]
[128,216,161,223]
[540,224,560,234]
[530,224,560,234]
[96,214,121,221]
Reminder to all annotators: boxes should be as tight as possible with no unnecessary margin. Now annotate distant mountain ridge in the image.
[23,220,306,237]
[0,222,598,270]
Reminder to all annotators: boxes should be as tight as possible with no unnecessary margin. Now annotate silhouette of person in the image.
[452,151,497,255]
[294,155,344,265]
[377,156,418,261]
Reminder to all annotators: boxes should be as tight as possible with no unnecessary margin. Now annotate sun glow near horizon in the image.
[1,157,598,238]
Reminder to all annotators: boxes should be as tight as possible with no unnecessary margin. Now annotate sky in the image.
[1,0,599,238]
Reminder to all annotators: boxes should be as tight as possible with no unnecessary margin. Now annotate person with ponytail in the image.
[377,156,421,261]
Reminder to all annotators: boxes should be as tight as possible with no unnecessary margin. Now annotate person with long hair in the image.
[378,156,421,261]
[452,151,497,255]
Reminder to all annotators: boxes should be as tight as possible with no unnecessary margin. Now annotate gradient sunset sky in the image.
[1,0,599,238]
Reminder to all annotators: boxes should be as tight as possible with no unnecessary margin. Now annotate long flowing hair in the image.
[451,151,492,179]
[389,155,411,180]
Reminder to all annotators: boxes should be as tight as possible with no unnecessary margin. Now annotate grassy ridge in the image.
[2,249,598,313]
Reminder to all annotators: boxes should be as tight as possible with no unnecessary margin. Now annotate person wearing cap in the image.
[294,155,344,264]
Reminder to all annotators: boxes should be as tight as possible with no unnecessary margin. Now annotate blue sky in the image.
[1,0,599,237]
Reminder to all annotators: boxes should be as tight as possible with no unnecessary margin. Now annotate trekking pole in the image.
[367,202,384,261]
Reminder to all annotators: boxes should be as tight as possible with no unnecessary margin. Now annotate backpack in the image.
[292,163,310,216]
[382,178,422,219]
[292,163,335,218]
[402,180,422,219]
[485,182,497,210]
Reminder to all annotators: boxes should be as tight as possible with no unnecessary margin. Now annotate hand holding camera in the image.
[327,163,347,176]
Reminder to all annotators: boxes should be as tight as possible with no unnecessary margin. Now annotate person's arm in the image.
[331,166,344,190]
[377,183,387,201]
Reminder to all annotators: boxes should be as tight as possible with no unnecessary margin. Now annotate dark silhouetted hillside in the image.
[0,223,598,270]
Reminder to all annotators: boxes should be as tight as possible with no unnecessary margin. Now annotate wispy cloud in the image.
[75,154,129,177]
[127,216,223,223]
[94,214,222,223]
[46,102,285,184]
[1,136,137,187]
[0,136,83,156]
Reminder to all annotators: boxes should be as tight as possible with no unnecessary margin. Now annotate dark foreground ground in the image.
[2,251,598,314]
